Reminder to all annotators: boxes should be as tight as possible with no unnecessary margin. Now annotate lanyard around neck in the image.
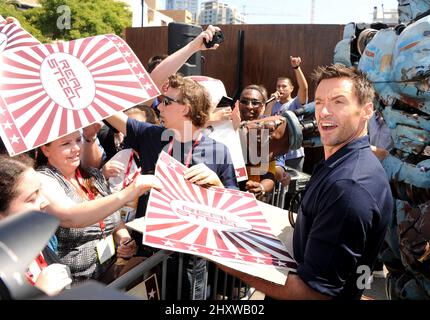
[122,150,135,189]
[75,168,106,237]
[167,132,202,168]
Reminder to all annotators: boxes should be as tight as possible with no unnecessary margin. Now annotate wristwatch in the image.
[83,135,97,143]
[259,183,266,196]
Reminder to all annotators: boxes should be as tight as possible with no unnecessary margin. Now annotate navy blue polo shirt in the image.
[125,118,239,218]
[293,136,393,299]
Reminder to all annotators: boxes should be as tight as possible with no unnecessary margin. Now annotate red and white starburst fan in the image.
[0,34,159,155]
[144,151,297,273]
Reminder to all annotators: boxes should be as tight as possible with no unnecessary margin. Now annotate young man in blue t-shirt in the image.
[106,25,238,300]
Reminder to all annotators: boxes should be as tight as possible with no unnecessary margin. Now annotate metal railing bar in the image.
[107,250,172,290]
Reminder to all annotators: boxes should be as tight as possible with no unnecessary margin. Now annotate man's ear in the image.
[40,145,49,158]
[362,102,374,120]
[182,104,191,116]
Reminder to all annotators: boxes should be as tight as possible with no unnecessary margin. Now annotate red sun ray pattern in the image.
[0,33,159,156]
[0,22,40,53]
[143,152,297,273]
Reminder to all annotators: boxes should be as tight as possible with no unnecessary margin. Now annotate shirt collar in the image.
[323,136,371,169]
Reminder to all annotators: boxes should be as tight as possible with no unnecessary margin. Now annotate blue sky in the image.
[231,0,399,24]
[162,0,400,24]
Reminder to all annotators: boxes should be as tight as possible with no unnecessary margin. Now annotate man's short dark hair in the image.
[277,77,293,87]
[241,84,268,102]
[312,64,375,106]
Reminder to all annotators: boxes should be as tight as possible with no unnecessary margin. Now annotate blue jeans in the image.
[165,253,208,300]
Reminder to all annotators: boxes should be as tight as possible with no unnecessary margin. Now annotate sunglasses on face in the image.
[239,98,263,108]
[161,94,180,106]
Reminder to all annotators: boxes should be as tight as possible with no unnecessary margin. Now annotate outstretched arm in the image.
[41,174,162,228]
[291,56,308,105]
[150,25,221,89]
[105,111,128,136]
[217,264,330,300]
[80,122,104,169]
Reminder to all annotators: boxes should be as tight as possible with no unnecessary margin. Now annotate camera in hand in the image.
[216,96,234,108]
[204,31,224,48]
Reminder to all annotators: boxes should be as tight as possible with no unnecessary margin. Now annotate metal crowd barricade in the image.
[107,249,172,299]
[107,250,254,300]
[270,167,311,211]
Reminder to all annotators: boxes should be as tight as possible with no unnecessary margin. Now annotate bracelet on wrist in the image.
[293,65,300,69]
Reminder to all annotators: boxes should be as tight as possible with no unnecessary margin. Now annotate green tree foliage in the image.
[0,0,48,42]
[23,0,132,41]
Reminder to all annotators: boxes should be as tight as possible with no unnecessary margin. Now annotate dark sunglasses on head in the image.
[239,98,262,107]
[161,94,180,106]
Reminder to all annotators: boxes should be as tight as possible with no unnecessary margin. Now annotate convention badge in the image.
[120,206,136,223]
[96,234,115,265]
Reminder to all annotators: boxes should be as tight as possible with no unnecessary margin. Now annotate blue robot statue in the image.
[334,0,430,299]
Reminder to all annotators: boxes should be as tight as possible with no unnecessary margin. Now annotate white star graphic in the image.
[234,253,243,260]
[148,288,156,299]
[110,36,117,41]
[169,163,177,170]
[188,245,198,251]
[10,135,20,144]
[137,72,145,79]
[211,250,221,256]
[124,51,131,58]
[144,83,153,90]
[276,260,287,267]
[255,257,265,264]
[117,42,124,48]
[163,240,174,247]
[130,61,138,69]
[3,121,12,130]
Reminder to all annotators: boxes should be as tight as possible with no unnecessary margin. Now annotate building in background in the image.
[166,0,199,22]
[13,0,40,9]
[372,5,398,24]
[198,0,245,25]
[159,9,193,24]
[123,0,173,27]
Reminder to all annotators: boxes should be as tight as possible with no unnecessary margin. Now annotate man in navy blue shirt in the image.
[219,64,393,299]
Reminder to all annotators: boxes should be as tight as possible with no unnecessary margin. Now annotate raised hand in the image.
[184,163,223,188]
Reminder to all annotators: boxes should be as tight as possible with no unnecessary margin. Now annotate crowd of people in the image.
[0,19,396,300]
